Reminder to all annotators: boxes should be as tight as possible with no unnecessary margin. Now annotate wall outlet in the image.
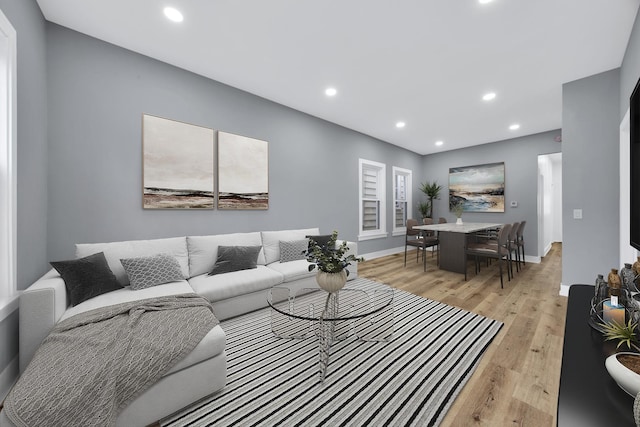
[510,201,518,208]
[573,209,583,219]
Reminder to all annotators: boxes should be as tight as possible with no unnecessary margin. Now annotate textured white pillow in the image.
[76,237,189,286]
[261,228,319,265]
[120,253,185,290]
[279,240,308,263]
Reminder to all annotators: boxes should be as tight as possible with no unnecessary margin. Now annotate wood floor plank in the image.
[358,242,565,426]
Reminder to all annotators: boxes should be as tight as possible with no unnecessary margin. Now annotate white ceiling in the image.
[36,0,640,155]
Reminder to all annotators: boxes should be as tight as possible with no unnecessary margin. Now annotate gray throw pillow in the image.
[50,252,123,306]
[208,246,261,276]
[280,239,308,263]
[120,253,185,290]
[306,234,334,249]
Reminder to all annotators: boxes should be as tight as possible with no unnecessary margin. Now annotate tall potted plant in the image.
[420,181,442,218]
[304,230,364,293]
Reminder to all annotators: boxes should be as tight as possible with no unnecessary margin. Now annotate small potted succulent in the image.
[304,230,364,293]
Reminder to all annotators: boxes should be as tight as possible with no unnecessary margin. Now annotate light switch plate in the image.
[510,201,518,208]
[573,209,583,219]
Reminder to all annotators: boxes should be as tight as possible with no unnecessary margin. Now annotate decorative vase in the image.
[605,352,640,396]
[456,217,463,225]
[609,268,622,298]
[595,274,607,303]
[622,263,638,293]
[316,270,347,293]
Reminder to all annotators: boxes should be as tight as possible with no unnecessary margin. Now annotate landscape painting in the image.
[143,114,215,209]
[218,131,269,209]
[449,162,505,212]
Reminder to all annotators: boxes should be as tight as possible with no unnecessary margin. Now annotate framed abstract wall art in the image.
[142,114,215,209]
[449,162,505,213]
[217,131,269,209]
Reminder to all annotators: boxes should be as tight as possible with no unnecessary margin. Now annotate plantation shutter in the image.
[362,167,379,231]
[395,174,407,228]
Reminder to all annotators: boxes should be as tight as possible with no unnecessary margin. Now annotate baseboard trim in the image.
[360,246,405,260]
[0,356,18,402]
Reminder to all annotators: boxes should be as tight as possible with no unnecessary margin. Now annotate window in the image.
[359,159,387,241]
[0,7,16,321]
[393,167,412,236]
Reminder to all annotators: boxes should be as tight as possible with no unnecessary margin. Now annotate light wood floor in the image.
[358,242,565,427]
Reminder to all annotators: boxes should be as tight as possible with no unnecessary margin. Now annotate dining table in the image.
[413,222,503,274]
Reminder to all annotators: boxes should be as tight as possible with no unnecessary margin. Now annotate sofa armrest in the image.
[337,240,359,280]
[19,269,68,373]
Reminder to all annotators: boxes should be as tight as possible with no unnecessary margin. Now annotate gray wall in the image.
[562,68,621,287]
[0,0,48,375]
[46,24,424,261]
[421,130,561,258]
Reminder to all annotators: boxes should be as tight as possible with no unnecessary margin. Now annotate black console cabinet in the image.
[557,284,634,426]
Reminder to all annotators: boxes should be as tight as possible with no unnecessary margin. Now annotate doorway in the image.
[538,153,563,258]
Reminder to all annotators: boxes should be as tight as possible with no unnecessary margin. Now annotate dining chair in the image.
[404,219,438,271]
[438,217,447,224]
[508,222,520,275]
[516,221,526,267]
[465,223,512,288]
[422,217,437,257]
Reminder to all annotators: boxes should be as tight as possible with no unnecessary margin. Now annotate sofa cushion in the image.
[261,228,319,265]
[187,232,266,277]
[121,253,185,290]
[208,246,261,276]
[50,252,123,306]
[267,259,316,283]
[189,265,283,302]
[279,239,308,263]
[76,237,189,286]
[61,281,195,321]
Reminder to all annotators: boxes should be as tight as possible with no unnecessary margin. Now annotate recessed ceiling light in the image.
[435,140,444,146]
[164,7,184,22]
[478,0,494,4]
[396,121,406,129]
[325,87,337,97]
[509,123,520,130]
[482,92,496,101]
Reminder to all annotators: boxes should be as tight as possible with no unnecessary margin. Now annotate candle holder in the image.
[589,295,637,333]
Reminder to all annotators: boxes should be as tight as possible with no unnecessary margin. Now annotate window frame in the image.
[358,158,387,241]
[392,166,412,236]
[0,8,17,322]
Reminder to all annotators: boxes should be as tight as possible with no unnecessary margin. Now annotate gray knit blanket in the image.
[4,293,219,427]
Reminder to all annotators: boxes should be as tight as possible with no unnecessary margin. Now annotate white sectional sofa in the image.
[0,227,357,427]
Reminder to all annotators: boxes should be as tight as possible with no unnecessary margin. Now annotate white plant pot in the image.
[316,270,348,293]
[605,352,640,396]
[456,217,463,225]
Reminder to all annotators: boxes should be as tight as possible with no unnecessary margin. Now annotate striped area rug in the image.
[163,279,503,427]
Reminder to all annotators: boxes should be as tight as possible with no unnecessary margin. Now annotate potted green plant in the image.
[417,201,430,220]
[451,201,464,225]
[304,230,364,293]
[601,319,640,396]
[420,181,442,218]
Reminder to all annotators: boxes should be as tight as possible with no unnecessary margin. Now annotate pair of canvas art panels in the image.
[142,114,268,210]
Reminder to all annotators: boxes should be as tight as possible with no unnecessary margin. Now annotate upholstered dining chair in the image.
[404,219,438,271]
[465,223,512,288]
[515,221,526,267]
[508,222,520,275]
[438,217,447,224]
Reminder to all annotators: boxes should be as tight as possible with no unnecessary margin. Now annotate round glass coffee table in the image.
[267,284,394,382]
